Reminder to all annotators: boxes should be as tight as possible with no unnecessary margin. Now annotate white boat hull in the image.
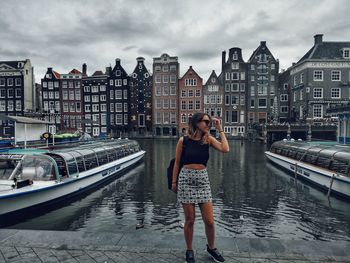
[265,151,350,199]
[0,151,145,216]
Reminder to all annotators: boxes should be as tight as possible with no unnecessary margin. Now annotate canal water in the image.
[8,139,350,241]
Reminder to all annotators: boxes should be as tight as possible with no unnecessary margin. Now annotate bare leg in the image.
[199,202,215,249]
[182,203,196,250]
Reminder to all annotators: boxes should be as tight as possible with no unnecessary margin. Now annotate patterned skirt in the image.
[177,167,212,204]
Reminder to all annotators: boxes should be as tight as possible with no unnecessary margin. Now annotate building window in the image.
[331,71,341,81]
[109,79,113,85]
[300,73,304,83]
[188,101,194,110]
[313,70,323,81]
[313,104,323,118]
[225,95,230,105]
[300,90,303,100]
[231,111,238,123]
[250,86,255,96]
[7,78,13,86]
[185,79,197,86]
[155,99,161,109]
[181,101,186,110]
[331,88,341,98]
[115,79,122,87]
[124,114,128,125]
[271,64,275,70]
[240,83,245,91]
[231,83,239,92]
[115,103,122,112]
[170,86,176,95]
[271,75,275,81]
[156,86,161,96]
[258,98,267,108]
[163,86,169,96]
[116,114,123,125]
[100,104,106,112]
[123,89,127,99]
[195,100,200,110]
[231,95,238,105]
[251,75,255,81]
[15,78,22,86]
[280,106,288,113]
[343,48,350,58]
[225,83,230,92]
[313,88,323,99]
[188,90,194,97]
[181,114,187,123]
[0,79,5,86]
[115,90,122,99]
[231,72,239,80]
[231,63,239,69]
[280,94,288,101]
[250,99,255,108]
[195,90,201,97]
[92,86,98,92]
[7,89,13,98]
[181,90,186,98]
[283,83,288,90]
[162,75,169,83]
[170,98,176,109]
[163,99,169,109]
[15,101,21,111]
[7,101,13,111]
[63,102,68,112]
[251,65,255,70]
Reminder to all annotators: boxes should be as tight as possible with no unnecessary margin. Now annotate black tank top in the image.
[182,137,209,166]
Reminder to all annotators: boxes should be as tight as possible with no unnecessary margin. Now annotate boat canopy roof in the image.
[270,141,350,175]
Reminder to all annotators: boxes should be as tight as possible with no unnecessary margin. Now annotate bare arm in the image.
[210,118,229,153]
[172,137,184,190]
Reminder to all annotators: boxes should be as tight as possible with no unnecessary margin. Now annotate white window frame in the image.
[313,70,323,81]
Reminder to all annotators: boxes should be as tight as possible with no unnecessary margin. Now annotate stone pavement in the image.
[0,229,349,262]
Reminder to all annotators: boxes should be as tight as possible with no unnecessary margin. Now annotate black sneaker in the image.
[185,250,195,263]
[206,245,225,262]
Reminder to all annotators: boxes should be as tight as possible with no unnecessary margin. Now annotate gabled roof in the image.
[92,71,105,76]
[248,41,276,63]
[0,60,27,69]
[69,69,82,74]
[53,71,61,79]
[180,66,202,80]
[204,70,218,85]
[297,41,350,63]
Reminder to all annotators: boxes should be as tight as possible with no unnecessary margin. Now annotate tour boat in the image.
[0,139,145,217]
[265,140,350,199]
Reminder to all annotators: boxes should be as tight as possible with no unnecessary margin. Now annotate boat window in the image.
[85,153,98,170]
[304,154,318,165]
[329,159,348,175]
[316,156,331,169]
[75,155,86,172]
[287,150,297,159]
[0,158,21,179]
[106,149,117,161]
[67,160,78,176]
[295,151,306,160]
[12,155,55,181]
[96,150,109,165]
[281,149,289,157]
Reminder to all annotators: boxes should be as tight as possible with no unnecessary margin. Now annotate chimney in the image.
[314,34,323,45]
[105,66,111,75]
[115,58,121,65]
[82,63,87,75]
[48,67,52,71]
[222,51,226,72]
[260,41,266,46]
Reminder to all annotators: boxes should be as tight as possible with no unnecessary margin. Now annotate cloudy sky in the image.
[1,0,349,83]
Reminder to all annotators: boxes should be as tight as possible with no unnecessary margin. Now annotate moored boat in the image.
[265,140,350,199]
[0,139,145,217]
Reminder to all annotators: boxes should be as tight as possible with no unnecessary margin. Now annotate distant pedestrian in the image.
[171,112,229,263]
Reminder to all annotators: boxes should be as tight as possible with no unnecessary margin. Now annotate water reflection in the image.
[8,139,350,241]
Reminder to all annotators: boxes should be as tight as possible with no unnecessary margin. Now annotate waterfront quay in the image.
[0,229,349,262]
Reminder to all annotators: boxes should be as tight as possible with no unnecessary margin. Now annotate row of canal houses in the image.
[40,40,280,137]
[1,34,350,139]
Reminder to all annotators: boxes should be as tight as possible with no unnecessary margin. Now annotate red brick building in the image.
[178,66,203,135]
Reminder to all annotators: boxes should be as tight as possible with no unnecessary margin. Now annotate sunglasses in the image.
[200,119,211,126]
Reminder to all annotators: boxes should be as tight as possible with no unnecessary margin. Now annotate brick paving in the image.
[0,229,349,262]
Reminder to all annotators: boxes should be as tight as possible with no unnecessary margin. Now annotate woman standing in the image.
[172,112,229,263]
